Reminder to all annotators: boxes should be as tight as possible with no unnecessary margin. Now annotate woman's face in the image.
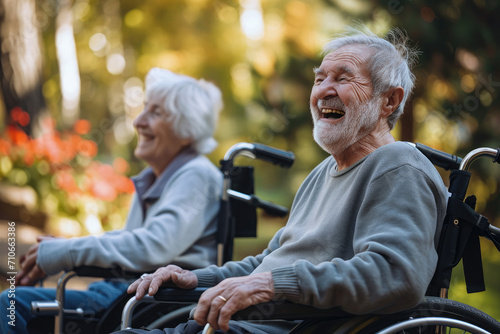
[133,96,191,176]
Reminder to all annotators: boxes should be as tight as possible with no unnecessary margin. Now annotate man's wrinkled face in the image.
[310,44,381,155]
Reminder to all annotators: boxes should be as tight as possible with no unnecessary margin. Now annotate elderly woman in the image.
[0,68,223,334]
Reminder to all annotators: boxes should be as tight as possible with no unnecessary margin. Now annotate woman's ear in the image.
[181,137,193,148]
[381,87,404,117]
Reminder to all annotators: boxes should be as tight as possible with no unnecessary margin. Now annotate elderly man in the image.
[118,28,448,334]
[0,68,224,334]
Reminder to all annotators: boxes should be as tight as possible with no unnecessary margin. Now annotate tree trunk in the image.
[400,101,414,142]
[0,0,46,135]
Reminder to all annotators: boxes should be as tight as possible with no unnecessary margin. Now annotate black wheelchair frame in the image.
[119,143,500,334]
[29,142,295,334]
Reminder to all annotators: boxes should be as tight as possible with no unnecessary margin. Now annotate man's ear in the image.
[380,87,404,117]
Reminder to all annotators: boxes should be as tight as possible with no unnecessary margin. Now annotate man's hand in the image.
[194,272,274,332]
[127,264,198,300]
[16,236,55,286]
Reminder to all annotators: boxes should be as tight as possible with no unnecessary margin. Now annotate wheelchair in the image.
[29,142,295,334]
[119,143,500,334]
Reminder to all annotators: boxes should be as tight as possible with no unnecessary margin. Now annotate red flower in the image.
[10,107,30,127]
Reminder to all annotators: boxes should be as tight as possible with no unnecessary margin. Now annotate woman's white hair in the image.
[145,68,223,154]
[323,26,419,129]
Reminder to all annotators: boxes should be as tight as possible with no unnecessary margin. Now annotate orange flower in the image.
[55,170,78,192]
[7,125,29,145]
[23,143,35,166]
[113,157,129,174]
[91,181,117,201]
[86,164,118,201]
[62,134,79,161]
[83,162,135,199]
[32,136,47,160]
[42,134,65,164]
[0,138,11,155]
[73,119,91,135]
[116,175,135,193]
[78,140,98,158]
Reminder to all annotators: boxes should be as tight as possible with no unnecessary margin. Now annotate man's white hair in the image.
[145,68,223,154]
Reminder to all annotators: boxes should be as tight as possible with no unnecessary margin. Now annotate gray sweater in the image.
[195,142,448,316]
[38,152,222,275]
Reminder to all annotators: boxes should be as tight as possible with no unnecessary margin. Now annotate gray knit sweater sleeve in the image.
[38,156,222,275]
[193,228,284,286]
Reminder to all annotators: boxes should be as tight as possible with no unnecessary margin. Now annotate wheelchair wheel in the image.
[345,297,500,334]
[288,297,500,334]
[143,304,194,329]
[117,302,194,332]
[375,316,490,334]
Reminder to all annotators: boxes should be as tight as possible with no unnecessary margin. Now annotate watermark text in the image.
[6,221,17,328]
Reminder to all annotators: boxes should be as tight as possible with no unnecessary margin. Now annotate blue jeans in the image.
[1,280,129,334]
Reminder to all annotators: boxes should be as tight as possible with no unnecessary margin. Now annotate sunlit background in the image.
[1,0,500,319]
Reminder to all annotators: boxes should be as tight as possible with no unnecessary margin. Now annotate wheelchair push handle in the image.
[415,142,500,172]
[227,189,289,217]
[460,146,500,171]
[415,143,462,170]
[221,142,294,170]
[252,143,295,168]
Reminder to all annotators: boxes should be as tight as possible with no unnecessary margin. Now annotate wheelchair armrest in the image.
[120,287,209,330]
[232,301,351,321]
[32,267,145,318]
[152,287,209,303]
[150,290,351,321]
[147,291,351,324]
[73,266,145,279]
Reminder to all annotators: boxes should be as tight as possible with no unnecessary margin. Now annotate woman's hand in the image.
[193,272,274,332]
[16,236,57,286]
[127,264,198,300]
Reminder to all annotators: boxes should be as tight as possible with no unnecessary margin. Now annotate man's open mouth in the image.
[322,108,345,119]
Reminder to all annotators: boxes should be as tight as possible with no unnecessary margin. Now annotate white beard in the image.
[312,96,381,156]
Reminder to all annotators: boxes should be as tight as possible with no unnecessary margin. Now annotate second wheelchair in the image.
[29,142,294,333]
